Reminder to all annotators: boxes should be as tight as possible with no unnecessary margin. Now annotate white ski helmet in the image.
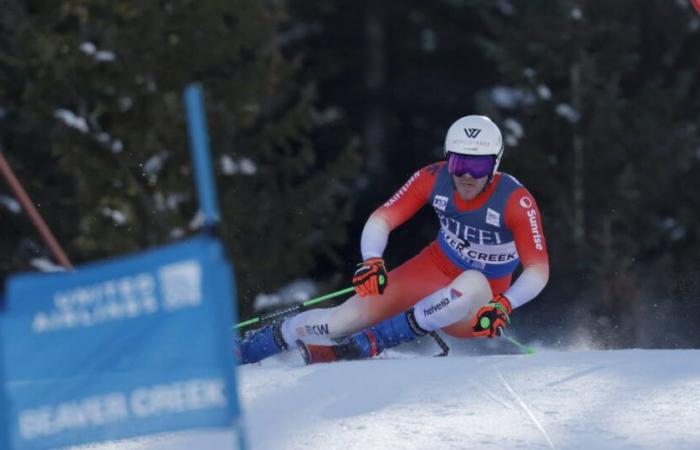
[444,115,504,175]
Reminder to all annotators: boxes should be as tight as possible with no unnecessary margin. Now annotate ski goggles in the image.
[447,153,496,178]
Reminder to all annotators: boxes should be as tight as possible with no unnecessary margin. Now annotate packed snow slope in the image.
[82,347,700,450]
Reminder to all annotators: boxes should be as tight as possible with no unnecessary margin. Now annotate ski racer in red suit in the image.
[239,115,549,364]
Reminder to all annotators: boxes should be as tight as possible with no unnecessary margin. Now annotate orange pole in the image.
[0,151,73,270]
[692,0,700,16]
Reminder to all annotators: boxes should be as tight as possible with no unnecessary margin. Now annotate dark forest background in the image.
[1,0,699,348]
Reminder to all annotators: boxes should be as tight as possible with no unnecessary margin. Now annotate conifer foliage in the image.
[0,1,360,312]
[475,0,700,345]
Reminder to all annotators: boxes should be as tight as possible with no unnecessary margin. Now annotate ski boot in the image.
[297,309,427,364]
[236,323,288,364]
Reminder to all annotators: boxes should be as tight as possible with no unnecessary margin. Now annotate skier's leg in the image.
[298,307,426,363]
[413,270,493,333]
[237,322,288,365]
[440,274,510,338]
[238,245,450,364]
[280,246,451,346]
[300,270,493,363]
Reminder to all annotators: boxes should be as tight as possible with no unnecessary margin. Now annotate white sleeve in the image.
[503,266,548,309]
[360,214,391,260]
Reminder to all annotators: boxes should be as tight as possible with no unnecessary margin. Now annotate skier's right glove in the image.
[352,257,388,297]
[471,294,512,338]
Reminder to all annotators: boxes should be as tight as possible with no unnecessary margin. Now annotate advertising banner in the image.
[0,236,241,449]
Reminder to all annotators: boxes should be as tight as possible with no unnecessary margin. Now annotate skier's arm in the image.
[360,163,441,259]
[360,213,391,259]
[502,188,550,309]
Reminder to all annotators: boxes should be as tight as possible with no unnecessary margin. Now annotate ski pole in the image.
[234,286,355,330]
[500,329,536,355]
[430,331,450,357]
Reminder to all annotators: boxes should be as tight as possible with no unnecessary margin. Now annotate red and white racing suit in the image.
[281,162,549,343]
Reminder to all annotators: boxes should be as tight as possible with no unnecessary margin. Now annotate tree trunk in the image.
[364,8,385,175]
[571,59,585,254]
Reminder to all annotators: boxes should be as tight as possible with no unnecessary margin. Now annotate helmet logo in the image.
[463,128,482,138]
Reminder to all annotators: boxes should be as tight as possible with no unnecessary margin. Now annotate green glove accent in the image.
[378,274,386,286]
[479,316,491,329]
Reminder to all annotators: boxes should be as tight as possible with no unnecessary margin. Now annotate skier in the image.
[238,115,549,364]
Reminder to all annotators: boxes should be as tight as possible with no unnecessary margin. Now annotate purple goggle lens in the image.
[447,153,496,178]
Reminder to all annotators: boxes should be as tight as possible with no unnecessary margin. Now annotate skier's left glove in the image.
[472,294,512,338]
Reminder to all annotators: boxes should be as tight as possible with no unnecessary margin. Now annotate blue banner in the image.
[0,236,241,449]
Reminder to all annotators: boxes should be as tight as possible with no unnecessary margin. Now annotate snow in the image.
[503,118,524,147]
[221,155,257,176]
[188,210,205,230]
[118,97,133,112]
[536,84,552,100]
[253,279,318,311]
[555,103,580,123]
[101,207,127,225]
[80,42,97,55]
[54,109,89,133]
[153,191,189,212]
[30,257,66,272]
[489,86,536,110]
[0,194,21,213]
[80,42,116,62]
[497,1,515,16]
[111,140,124,153]
[82,347,700,450]
[94,51,116,63]
[142,153,168,176]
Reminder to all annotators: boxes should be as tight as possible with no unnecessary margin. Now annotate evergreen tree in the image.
[475,0,700,346]
[0,0,360,313]
[282,0,498,268]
